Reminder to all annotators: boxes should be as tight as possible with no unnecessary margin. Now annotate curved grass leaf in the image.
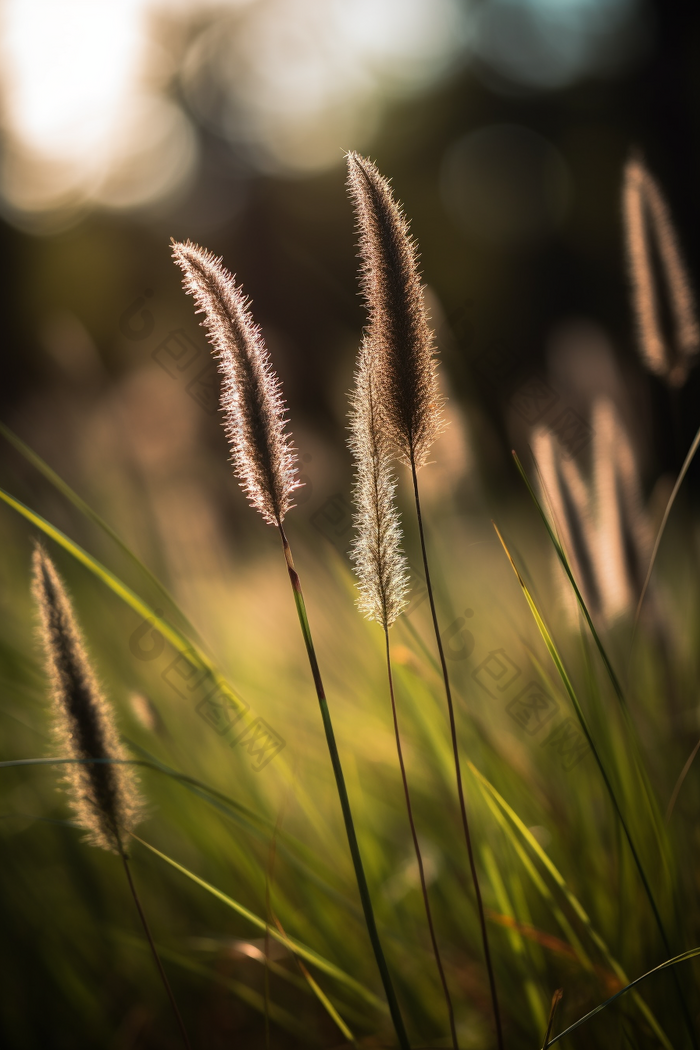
[546,946,700,1047]
[468,761,672,1050]
[131,834,387,1012]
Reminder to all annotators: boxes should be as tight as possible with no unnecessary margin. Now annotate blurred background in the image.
[1,0,699,529]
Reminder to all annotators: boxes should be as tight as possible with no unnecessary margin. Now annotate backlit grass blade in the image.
[468,762,672,1050]
[545,947,700,1047]
[131,834,387,1011]
[119,933,320,1042]
[0,421,204,644]
[514,451,670,879]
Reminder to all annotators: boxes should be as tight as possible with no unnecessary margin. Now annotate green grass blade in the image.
[546,947,700,1047]
[117,931,320,1042]
[0,422,204,644]
[131,834,387,1011]
[492,526,670,917]
[468,762,673,1050]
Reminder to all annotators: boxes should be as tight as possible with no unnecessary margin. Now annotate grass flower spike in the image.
[346,152,444,467]
[173,238,410,1048]
[32,545,143,853]
[349,340,459,1047]
[32,545,191,1050]
[623,155,699,387]
[347,153,503,1050]
[349,339,409,628]
[172,240,298,525]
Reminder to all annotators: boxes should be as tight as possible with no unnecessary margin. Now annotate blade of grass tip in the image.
[0,422,206,647]
[272,911,359,1047]
[666,735,700,822]
[468,762,673,1050]
[541,989,563,1050]
[120,933,317,1043]
[516,450,670,868]
[266,769,359,1047]
[492,521,696,1048]
[278,524,410,1050]
[131,834,387,1012]
[633,420,700,634]
[546,947,700,1048]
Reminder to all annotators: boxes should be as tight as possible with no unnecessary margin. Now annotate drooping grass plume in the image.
[32,544,143,852]
[172,240,410,1049]
[347,153,503,1050]
[348,340,458,1047]
[623,155,699,387]
[32,545,192,1050]
[172,240,298,526]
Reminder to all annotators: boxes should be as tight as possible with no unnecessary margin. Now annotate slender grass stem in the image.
[383,627,458,1050]
[120,847,192,1050]
[278,524,410,1050]
[409,458,503,1050]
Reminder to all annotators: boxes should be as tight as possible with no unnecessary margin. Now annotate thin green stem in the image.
[384,628,458,1050]
[120,848,192,1050]
[278,524,410,1050]
[409,459,503,1050]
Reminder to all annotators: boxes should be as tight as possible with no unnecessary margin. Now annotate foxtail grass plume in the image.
[172,240,298,526]
[32,546,143,853]
[346,153,445,468]
[623,156,699,387]
[533,399,651,624]
[349,340,409,628]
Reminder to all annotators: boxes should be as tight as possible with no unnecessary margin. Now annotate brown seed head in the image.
[349,339,409,629]
[346,153,445,467]
[172,240,299,526]
[622,155,699,387]
[32,546,143,853]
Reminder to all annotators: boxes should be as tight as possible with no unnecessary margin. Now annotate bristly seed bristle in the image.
[172,240,299,526]
[32,546,143,854]
[349,339,409,629]
[346,152,445,468]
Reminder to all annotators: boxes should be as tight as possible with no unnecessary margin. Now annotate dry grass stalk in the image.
[623,156,699,387]
[172,239,298,525]
[32,545,143,853]
[348,338,409,629]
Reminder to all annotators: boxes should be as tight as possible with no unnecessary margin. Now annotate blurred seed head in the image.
[622,155,699,388]
[348,339,409,629]
[172,240,299,526]
[129,691,166,737]
[32,546,143,853]
[346,152,445,468]
[533,399,651,625]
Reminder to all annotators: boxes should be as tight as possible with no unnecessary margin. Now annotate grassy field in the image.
[1,387,700,1050]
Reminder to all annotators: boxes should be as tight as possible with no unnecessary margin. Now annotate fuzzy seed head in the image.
[623,156,699,387]
[349,339,409,629]
[32,547,143,853]
[172,240,299,526]
[346,153,445,468]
